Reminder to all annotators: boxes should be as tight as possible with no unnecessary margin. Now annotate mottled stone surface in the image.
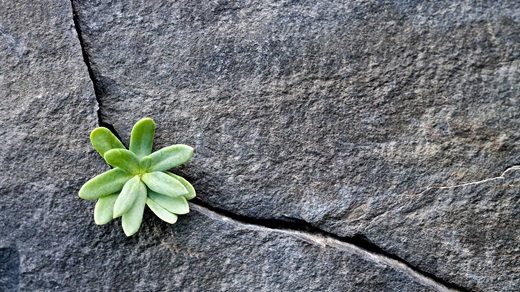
[0,248,19,292]
[71,0,520,290]
[1,1,439,290]
[1,0,519,291]
[364,168,520,291]
[0,0,98,290]
[20,207,445,291]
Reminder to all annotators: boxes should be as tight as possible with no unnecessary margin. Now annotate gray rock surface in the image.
[0,0,96,289]
[364,167,520,291]
[71,0,520,290]
[14,205,449,291]
[1,0,519,291]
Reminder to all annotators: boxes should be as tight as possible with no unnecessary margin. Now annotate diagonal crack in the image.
[189,198,468,292]
[367,165,520,231]
[416,165,520,196]
[67,1,502,290]
[69,0,123,141]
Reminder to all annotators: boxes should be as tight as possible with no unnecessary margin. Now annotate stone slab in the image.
[72,0,520,289]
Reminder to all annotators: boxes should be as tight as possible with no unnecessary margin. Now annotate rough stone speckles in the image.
[2,0,519,290]
[72,0,520,289]
[364,167,520,291]
[44,210,441,291]
[0,0,97,290]
[0,1,451,291]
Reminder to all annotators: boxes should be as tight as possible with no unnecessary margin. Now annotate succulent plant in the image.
[79,118,195,236]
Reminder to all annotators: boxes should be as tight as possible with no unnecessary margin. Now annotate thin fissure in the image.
[190,198,469,292]
[70,2,477,290]
[70,0,120,140]
[416,165,520,196]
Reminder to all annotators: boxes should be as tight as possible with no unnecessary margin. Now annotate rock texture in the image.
[17,206,451,291]
[71,0,520,290]
[1,0,519,291]
[0,0,96,290]
[364,167,520,290]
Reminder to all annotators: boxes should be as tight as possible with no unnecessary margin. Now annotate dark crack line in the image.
[190,198,469,292]
[70,0,122,141]
[70,2,466,290]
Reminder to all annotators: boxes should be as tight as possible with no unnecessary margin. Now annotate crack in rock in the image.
[70,0,120,137]
[67,2,514,290]
[190,200,468,292]
[416,165,520,196]
[369,165,520,225]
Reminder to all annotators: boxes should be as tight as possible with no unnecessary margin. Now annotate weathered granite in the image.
[0,248,19,292]
[0,1,467,291]
[364,167,520,291]
[15,206,448,291]
[71,0,520,290]
[0,0,97,289]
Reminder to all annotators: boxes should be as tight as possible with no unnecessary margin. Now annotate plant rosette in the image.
[79,118,195,236]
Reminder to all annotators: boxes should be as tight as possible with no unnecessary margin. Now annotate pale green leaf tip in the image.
[113,200,133,218]
[95,216,112,225]
[78,190,86,199]
[112,209,124,219]
[90,127,109,138]
[187,145,194,156]
[138,117,155,124]
[78,186,94,200]
[134,117,156,131]
[123,215,143,236]
[104,148,127,158]
[103,148,116,159]
[81,117,196,236]
[123,222,140,236]
[104,149,122,165]
[124,229,138,237]
[178,144,194,154]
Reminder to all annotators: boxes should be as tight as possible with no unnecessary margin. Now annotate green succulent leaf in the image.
[113,175,145,218]
[148,145,194,172]
[80,118,196,236]
[139,156,152,172]
[130,118,156,158]
[166,171,196,200]
[104,149,140,174]
[141,171,188,197]
[94,193,119,225]
[122,183,147,236]
[148,190,190,214]
[146,198,178,224]
[79,168,133,200]
[90,127,125,157]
